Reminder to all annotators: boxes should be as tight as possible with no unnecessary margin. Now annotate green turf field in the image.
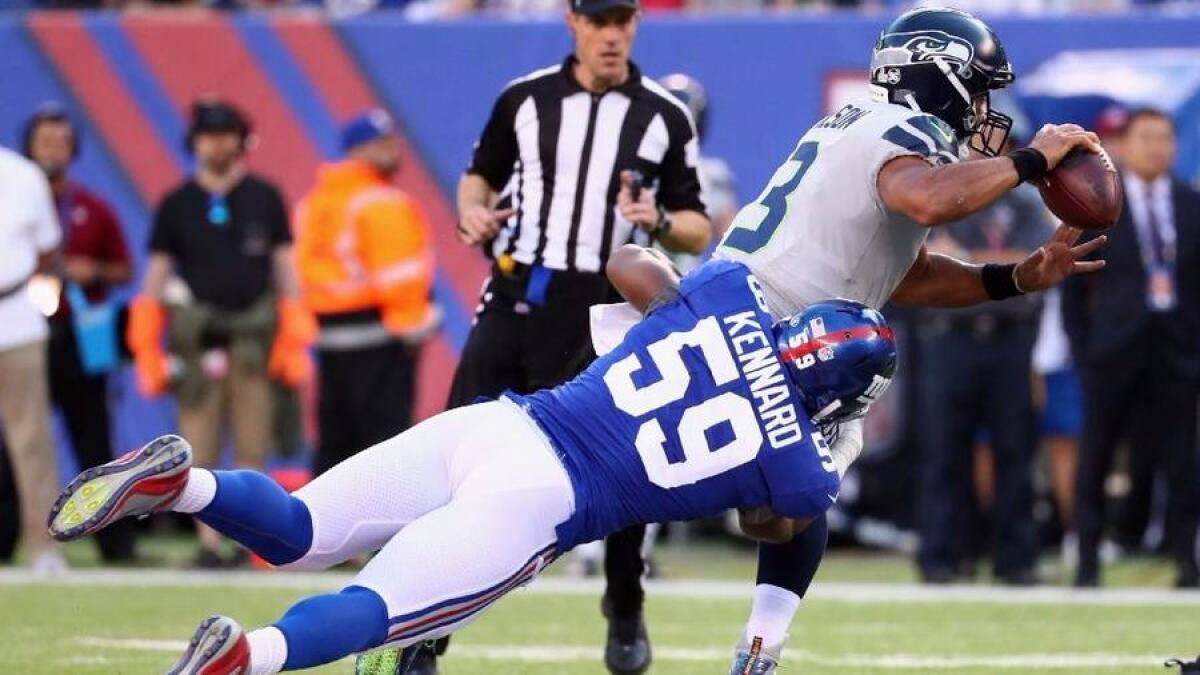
[2,546,1197,675]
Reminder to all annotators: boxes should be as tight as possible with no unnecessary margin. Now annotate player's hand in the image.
[617,171,661,233]
[456,205,514,245]
[1028,123,1104,170]
[1014,223,1107,292]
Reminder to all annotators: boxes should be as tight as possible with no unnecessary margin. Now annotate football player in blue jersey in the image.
[47,245,897,675]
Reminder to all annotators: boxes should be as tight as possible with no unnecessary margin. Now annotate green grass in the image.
[4,538,1194,674]
[42,533,1186,587]
[1,572,1196,674]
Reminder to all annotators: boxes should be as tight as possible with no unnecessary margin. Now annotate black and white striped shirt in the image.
[466,56,706,274]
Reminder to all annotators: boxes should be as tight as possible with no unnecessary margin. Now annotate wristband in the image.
[1006,147,1049,183]
[651,209,672,239]
[981,263,1025,301]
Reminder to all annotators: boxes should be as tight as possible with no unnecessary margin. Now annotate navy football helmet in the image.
[869,7,1014,156]
[659,73,709,141]
[774,300,897,426]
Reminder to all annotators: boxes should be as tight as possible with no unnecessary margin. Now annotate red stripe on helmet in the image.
[779,325,895,363]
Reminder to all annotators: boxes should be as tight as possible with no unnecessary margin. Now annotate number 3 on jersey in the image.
[602,317,763,489]
[722,141,819,255]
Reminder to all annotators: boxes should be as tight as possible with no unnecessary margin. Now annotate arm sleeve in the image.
[868,113,961,204]
[465,87,521,191]
[758,425,842,520]
[266,184,292,246]
[30,170,61,252]
[358,193,436,331]
[148,196,176,255]
[828,417,865,478]
[656,109,707,214]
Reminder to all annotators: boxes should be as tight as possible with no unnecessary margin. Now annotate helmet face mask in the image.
[969,94,1014,156]
[869,8,1015,157]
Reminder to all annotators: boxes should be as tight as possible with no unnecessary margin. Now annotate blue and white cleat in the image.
[167,615,250,675]
[729,635,781,675]
[47,434,192,542]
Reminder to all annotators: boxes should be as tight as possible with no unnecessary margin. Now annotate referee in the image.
[441,1,710,673]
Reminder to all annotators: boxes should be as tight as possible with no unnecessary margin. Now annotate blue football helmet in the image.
[774,300,897,426]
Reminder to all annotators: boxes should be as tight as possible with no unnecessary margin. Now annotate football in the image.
[1036,148,1124,231]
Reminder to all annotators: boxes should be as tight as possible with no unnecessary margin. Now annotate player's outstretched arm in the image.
[878,123,1102,227]
[890,225,1106,308]
[605,244,682,314]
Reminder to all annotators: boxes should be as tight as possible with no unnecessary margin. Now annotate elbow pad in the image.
[829,417,865,478]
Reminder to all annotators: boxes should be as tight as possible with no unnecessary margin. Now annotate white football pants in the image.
[284,399,575,646]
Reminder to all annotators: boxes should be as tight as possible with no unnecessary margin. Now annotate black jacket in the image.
[1062,176,1200,378]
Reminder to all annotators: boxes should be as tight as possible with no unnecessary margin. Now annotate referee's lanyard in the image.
[1136,180,1177,313]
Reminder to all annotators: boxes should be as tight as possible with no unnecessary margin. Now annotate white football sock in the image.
[247,626,288,675]
[641,522,661,560]
[172,468,217,514]
[742,584,800,654]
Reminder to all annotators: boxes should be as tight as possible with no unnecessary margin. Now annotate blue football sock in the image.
[194,470,314,566]
[755,512,828,595]
[276,586,389,670]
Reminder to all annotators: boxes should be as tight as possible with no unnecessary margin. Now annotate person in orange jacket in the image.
[293,109,439,475]
[126,99,315,567]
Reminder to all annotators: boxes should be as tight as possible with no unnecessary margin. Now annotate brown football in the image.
[1036,148,1123,231]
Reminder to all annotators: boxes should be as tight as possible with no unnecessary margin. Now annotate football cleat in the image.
[355,641,438,675]
[729,635,781,675]
[48,434,192,542]
[601,595,651,675]
[167,615,250,675]
[1166,654,1200,673]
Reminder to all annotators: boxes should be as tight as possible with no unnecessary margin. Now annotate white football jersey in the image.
[715,99,961,319]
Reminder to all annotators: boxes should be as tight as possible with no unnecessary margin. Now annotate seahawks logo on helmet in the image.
[896,30,976,73]
[874,30,977,78]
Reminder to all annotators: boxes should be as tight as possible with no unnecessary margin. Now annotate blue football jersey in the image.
[507,259,841,551]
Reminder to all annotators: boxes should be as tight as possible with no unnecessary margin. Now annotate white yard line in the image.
[7,568,1200,606]
[74,637,1170,669]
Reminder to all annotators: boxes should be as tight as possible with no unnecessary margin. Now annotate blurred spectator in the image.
[22,103,141,564]
[1093,104,1159,553]
[1095,105,1130,158]
[915,182,1051,586]
[658,72,737,267]
[293,109,438,476]
[127,98,312,568]
[0,144,65,575]
[1031,288,1082,560]
[1063,107,1200,588]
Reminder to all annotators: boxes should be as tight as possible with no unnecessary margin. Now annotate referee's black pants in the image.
[439,266,646,652]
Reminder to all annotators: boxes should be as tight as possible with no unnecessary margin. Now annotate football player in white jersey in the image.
[716,8,1107,674]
